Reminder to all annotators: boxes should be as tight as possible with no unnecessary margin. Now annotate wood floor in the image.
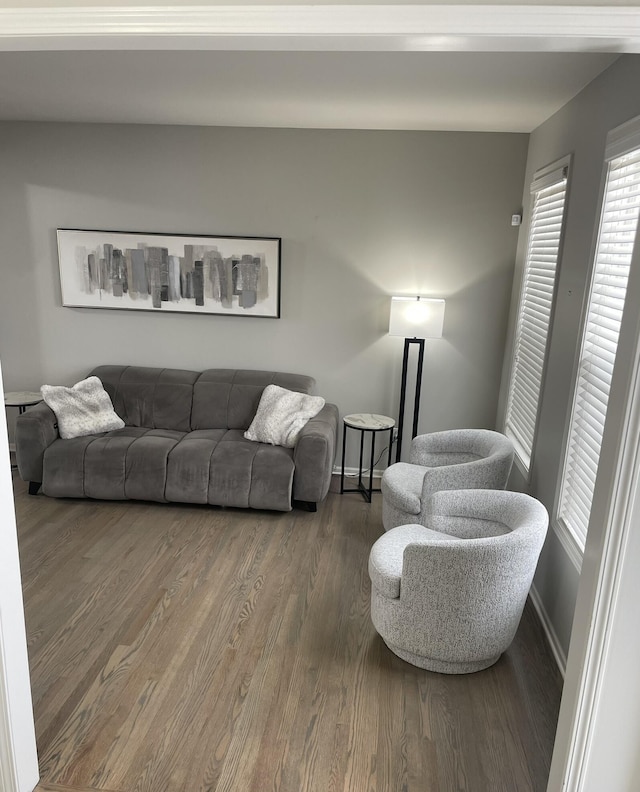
[13,475,563,792]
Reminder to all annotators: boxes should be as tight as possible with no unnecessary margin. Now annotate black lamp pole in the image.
[396,337,426,463]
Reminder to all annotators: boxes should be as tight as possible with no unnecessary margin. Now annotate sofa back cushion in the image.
[91,366,199,432]
[191,370,315,430]
[91,365,315,431]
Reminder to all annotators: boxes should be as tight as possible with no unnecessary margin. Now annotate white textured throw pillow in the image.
[41,376,125,439]
[244,384,325,448]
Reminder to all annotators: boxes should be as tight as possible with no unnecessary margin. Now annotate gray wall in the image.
[0,123,527,464]
[497,55,640,663]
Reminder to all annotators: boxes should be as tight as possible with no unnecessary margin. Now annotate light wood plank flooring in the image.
[12,476,563,792]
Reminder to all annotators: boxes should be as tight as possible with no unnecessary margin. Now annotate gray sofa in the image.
[16,365,338,512]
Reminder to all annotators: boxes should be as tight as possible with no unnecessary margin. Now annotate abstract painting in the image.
[57,229,281,318]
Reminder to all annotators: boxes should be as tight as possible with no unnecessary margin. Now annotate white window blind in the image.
[558,140,640,551]
[505,161,569,469]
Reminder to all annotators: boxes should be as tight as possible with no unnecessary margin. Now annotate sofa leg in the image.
[28,481,41,495]
[293,500,317,512]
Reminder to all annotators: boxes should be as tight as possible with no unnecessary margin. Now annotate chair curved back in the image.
[382,428,514,531]
[370,489,548,673]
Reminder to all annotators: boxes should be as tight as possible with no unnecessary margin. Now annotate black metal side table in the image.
[340,413,395,503]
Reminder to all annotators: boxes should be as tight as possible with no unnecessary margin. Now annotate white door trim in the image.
[0,358,39,792]
[0,628,22,792]
[546,149,640,792]
[549,333,640,790]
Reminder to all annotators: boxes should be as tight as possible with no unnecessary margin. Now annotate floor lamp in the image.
[389,296,445,463]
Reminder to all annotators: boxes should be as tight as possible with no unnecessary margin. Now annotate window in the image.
[505,158,569,470]
[558,118,640,552]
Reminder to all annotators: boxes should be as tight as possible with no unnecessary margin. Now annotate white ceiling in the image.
[0,50,619,132]
[0,3,634,133]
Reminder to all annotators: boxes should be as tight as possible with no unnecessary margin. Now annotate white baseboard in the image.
[529,584,567,677]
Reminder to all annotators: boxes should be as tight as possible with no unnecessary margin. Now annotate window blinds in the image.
[558,145,640,550]
[505,165,568,469]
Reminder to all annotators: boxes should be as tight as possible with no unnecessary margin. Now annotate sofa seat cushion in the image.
[43,427,295,511]
[43,427,185,502]
[124,429,186,502]
[42,434,104,498]
[207,430,295,511]
[166,429,295,510]
[165,429,227,504]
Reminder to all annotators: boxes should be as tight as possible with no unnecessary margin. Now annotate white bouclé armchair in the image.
[382,428,514,531]
[369,489,549,673]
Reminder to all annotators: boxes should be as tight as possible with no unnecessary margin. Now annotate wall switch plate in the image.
[511,213,522,226]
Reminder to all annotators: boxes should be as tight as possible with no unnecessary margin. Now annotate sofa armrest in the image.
[293,403,338,504]
[15,402,59,484]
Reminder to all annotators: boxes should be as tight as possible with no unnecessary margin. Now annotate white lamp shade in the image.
[389,296,445,338]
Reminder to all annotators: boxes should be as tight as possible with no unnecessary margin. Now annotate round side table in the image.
[340,413,395,503]
[4,391,43,414]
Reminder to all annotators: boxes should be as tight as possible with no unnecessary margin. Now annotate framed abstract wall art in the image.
[56,229,281,318]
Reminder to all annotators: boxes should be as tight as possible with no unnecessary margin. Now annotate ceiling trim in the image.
[0,4,639,53]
